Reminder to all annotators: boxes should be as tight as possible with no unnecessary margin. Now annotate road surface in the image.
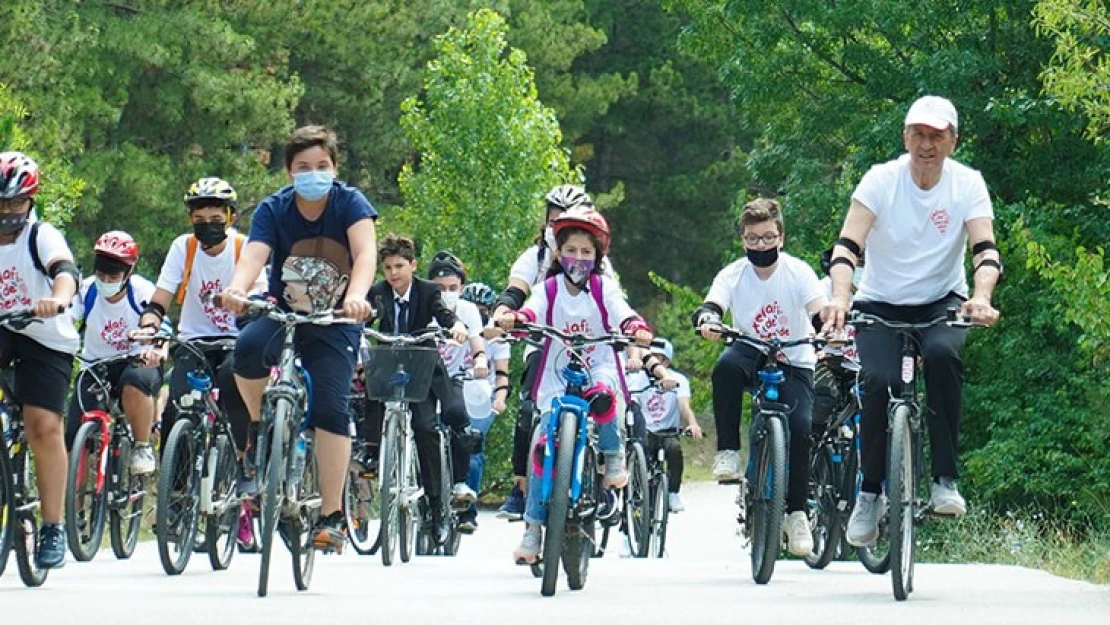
[1,481,1106,624]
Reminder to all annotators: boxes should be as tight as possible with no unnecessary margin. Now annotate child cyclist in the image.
[68,231,164,475]
[494,206,653,564]
[692,198,826,557]
[0,151,81,569]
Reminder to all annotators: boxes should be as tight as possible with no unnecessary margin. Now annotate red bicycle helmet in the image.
[93,231,140,266]
[0,151,40,199]
[550,206,610,255]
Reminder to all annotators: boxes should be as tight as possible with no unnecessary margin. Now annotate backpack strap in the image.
[588,273,610,331]
[176,233,244,305]
[125,282,142,315]
[544,276,558,326]
[83,282,97,323]
[28,222,47,277]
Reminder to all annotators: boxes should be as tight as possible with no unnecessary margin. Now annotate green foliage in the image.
[397,9,576,284]
[1034,0,1110,142]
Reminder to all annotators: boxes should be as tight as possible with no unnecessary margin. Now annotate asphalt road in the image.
[2,481,1106,624]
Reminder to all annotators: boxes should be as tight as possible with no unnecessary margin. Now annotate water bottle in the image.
[289,430,313,486]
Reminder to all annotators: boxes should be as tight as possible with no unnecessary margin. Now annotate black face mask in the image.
[193,222,228,248]
[0,210,31,236]
[745,247,779,268]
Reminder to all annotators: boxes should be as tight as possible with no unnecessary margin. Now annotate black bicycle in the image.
[699,323,823,584]
[0,310,51,586]
[344,356,382,556]
[847,309,979,601]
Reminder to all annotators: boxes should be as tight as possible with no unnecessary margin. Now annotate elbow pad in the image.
[691,302,724,329]
[47,259,81,284]
[497,286,527,311]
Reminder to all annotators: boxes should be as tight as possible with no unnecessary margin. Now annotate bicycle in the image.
[0,310,53,586]
[360,326,440,567]
[65,352,152,562]
[621,375,680,559]
[233,297,355,597]
[644,427,691,559]
[510,321,632,597]
[153,336,242,575]
[344,358,382,556]
[699,323,823,584]
[847,308,979,601]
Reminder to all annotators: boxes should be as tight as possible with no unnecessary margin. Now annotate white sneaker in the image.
[847,492,881,547]
[131,444,156,475]
[451,482,477,505]
[712,450,742,482]
[930,477,967,516]
[668,493,684,513]
[784,510,813,556]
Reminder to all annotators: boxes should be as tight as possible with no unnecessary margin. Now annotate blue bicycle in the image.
[511,322,632,597]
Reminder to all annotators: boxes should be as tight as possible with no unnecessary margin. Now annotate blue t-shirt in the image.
[248,181,377,312]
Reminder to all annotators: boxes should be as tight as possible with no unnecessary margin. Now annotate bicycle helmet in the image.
[184,177,238,209]
[93,231,140,266]
[428,250,467,282]
[461,282,497,309]
[544,184,590,212]
[0,151,40,199]
[550,206,610,255]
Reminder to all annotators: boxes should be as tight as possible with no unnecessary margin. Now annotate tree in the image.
[1035,0,1110,143]
[397,8,576,283]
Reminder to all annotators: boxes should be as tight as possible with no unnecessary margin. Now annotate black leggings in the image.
[711,341,814,512]
[162,342,250,455]
[854,296,967,493]
[511,350,543,478]
[645,432,683,493]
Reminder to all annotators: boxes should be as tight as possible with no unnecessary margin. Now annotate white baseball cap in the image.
[904,95,958,133]
[650,338,674,361]
[462,378,492,419]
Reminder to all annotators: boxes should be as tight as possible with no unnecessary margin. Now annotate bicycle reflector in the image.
[758,369,785,401]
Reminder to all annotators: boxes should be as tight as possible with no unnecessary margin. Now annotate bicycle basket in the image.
[363,345,439,403]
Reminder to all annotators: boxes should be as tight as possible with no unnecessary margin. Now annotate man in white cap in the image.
[820,95,1002,548]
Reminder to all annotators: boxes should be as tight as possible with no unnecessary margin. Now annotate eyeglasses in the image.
[741,233,781,246]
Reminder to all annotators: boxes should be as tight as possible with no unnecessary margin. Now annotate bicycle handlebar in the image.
[512,322,634,350]
[696,322,825,354]
[362,326,451,346]
[0,310,42,331]
[848,308,983,331]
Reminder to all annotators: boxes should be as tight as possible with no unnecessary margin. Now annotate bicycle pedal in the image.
[718,478,741,485]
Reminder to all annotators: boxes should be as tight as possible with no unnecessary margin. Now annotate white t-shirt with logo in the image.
[0,221,80,354]
[156,234,263,340]
[630,370,691,433]
[852,154,993,305]
[523,275,635,412]
[432,299,484,376]
[704,253,824,369]
[73,275,157,363]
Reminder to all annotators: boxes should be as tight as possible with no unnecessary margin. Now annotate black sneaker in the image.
[36,523,66,569]
[312,510,346,553]
[457,511,477,534]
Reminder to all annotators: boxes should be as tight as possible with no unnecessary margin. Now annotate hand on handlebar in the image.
[820,296,852,332]
[218,288,248,315]
[685,424,704,439]
[342,297,372,323]
[658,375,679,391]
[494,311,524,333]
[959,297,999,327]
[698,320,723,341]
[33,298,66,319]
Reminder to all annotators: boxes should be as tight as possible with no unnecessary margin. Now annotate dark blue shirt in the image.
[248,181,377,311]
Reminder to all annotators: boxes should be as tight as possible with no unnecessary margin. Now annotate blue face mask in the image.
[293,170,334,201]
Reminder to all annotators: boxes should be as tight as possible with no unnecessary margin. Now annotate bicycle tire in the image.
[156,418,199,575]
[65,420,108,562]
[541,411,577,597]
[888,404,916,601]
[564,445,597,590]
[0,440,13,577]
[290,443,317,592]
[13,450,47,587]
[109,435,143,559]
[345,465,381,555]
[399,432,420,563]
[378,414,400,566]
[750,416,786,585]
[258,401,288,598]
[624,441,651,558]
[649,472,669,558]
[206,434,238,571]
[804,445,839,570]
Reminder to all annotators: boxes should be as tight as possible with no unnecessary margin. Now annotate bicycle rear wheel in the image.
[65,420,108,562]
[888,404,916,601]
[541,411,577,597]
[109,436,144,559]
[378,414,400,566]
[156,419,199,575]
[14,450,47,587]
[624,441,650,558]
[345,461,381,555]
[649,473,669,558]
[750,417,786,585]
[804,445,840,570]
[206,434,239,571]
[290,443,318,591]
[258,403,288,598]
[0,443,13,577]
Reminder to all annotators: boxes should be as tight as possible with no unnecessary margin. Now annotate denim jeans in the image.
[465,413,496,517]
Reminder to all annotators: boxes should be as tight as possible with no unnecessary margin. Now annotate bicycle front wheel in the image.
[804,445,839,570]
[541,411,577,597]
[399,433,420,563]
[750,417,786,585]
[258,402,289,598]
[156,419,199,575]
[0,442,13,577]
[888,404,916,601]
[624,441,651,558]
[13,450,47,587]
[109,435,144,559]
[564,444,597,590]
[649,472,669,558]
[65,420,108,562]
[378,414,400,566]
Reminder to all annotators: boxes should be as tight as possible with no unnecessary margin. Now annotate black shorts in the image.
[0,329,75,416]
[67,360,163,447]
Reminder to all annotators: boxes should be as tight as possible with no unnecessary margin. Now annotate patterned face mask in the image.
[560,256,595,286]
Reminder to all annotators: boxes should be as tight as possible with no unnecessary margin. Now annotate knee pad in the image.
[516,400,537,434]
[583,382,616,425]
[532,433,553,478]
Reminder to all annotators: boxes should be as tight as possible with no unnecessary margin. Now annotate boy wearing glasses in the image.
[691,198,826,556]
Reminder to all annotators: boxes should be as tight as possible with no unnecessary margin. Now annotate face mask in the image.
[561,256,595,286]
[0,210,30,236]
[95,278,126,299]
[441,291,460,310]
[544,226,557,254]
[293,170,334,201]
[193,222,228,248]
[745,247,779,268]
[853,267,865,288]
